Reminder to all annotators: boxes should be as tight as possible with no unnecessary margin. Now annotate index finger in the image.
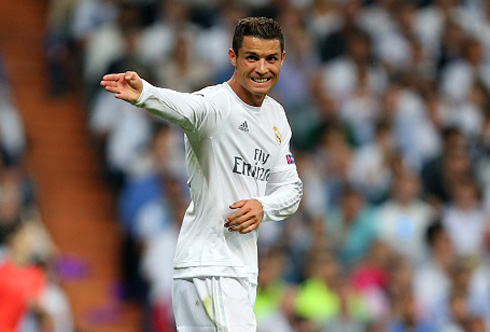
[226,209,243,222]
[102,73,124,82]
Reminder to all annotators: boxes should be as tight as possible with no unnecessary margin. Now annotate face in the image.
[228,36,285,106]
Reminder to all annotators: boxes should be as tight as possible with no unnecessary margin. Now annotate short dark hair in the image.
[232,17,284,55]
[425,221,444,247]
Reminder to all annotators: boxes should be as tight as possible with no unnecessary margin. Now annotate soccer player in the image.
[101,16,303,332]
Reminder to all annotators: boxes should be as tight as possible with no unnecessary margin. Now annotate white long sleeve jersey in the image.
[136,80,303,284]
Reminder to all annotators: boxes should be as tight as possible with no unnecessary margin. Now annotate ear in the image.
[280,51,286,65]
[228,48,237,67]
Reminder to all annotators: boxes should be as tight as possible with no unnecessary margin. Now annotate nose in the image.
[256,59,268,75]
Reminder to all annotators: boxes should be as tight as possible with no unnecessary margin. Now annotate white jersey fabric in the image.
[135,80,303,284]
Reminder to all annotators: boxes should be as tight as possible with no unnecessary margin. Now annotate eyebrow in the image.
[244,51,280,57]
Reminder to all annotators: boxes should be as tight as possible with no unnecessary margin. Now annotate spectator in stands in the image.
[320,277,369,332]
[154,33,212,92]
[137,0,196,68]
[337,63,381,148]
[116,124,185,302]
[375,170,435,265]
[442,177,488,259]
[386,256,414,306]
[295,249,369,328]
[358,0,398,52]
[0,58,25,165]
[195,2,246,82]
[349,119,395,204]
[474,109,490,212]
[387,288,437,332]
[440,36,490,105]
[70,0,119,44]
[140,175,188,332]
[317,0,364,64]
[370,1,418,75]
[414,0,470,58]
[414,222,454,326]
[421,127,473,206]
[324,185,376,270]
[0,221,48,332]
[255,247,294,331]
[319,29,387,106]
[349,240,394,322]
[82,2,145,101]
[440,288,472,332]
[445,258,490,325]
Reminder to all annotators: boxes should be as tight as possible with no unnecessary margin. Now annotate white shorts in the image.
[172,276,257,332]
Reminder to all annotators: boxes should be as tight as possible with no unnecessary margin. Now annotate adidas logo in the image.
[238,121,249,132]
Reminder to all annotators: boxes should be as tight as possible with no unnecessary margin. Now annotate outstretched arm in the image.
[100,71,143,102]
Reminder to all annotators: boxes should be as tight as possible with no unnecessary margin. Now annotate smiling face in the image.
[228,36,285,106]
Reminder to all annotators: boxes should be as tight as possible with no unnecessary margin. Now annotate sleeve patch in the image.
[286,154,295,164]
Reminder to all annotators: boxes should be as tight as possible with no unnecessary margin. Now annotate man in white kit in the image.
[101,16,303,331]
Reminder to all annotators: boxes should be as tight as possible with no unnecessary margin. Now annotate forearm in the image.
[254,177,303,222]
[134,80,201,132]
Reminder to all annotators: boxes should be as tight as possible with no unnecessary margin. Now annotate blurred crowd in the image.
[0,57,74,330]
[2,0,490,331]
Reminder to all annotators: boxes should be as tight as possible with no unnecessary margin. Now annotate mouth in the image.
[251,77,271,83]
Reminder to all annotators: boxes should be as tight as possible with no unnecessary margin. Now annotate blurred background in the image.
[1,0,490,331]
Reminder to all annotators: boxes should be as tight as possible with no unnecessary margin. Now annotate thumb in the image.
[229,200,246,209]
[125,71,137,81]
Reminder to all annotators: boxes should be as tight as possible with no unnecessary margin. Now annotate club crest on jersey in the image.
[273,126,282,145]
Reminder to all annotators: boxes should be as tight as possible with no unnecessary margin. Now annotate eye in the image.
[246,55,258,61]
[267,56,278,62]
